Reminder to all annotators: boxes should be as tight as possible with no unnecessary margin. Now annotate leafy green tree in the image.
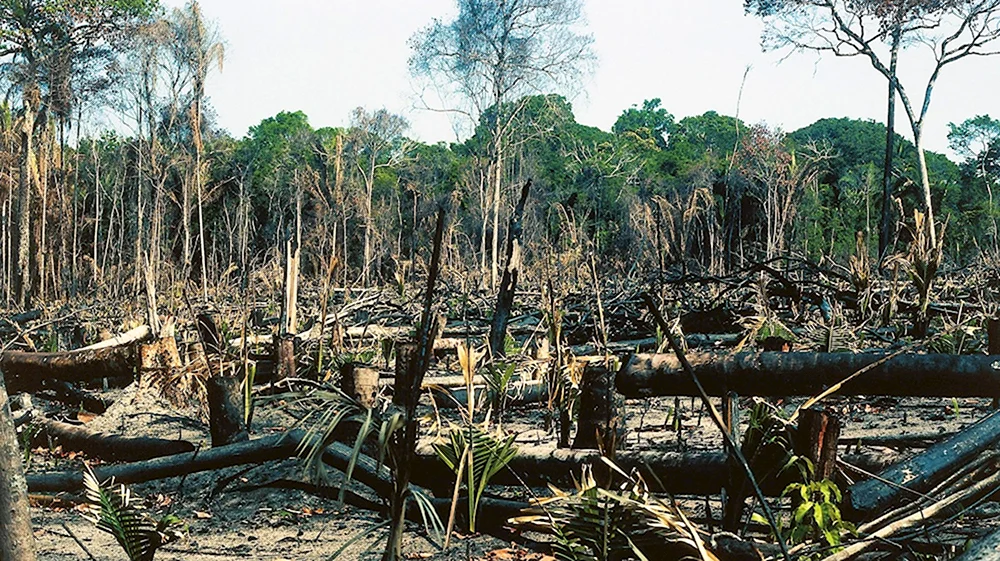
[949,115,1000,252]
[613,98,674,149]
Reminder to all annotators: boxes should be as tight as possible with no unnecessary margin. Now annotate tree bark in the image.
[572,363,623,451]
[34,416,195,462]
[205,374,249,447]
[617,351,1000,398]
[795,408,841,481]
[879,25,901,260]
[845,409,1000,519]
[0,369,37,560]
[341,363,379,408]
[0,345,137,391]
[488,179,531,357]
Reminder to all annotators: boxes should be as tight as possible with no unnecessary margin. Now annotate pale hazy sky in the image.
[160,0,1000,156]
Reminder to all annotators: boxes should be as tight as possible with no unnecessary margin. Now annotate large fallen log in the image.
[34,417,195,462]
[410,445,901,496]
[0,345,138,391]
[617,351,1000,398]
[845,409,1000,518]
[26,430,304,493]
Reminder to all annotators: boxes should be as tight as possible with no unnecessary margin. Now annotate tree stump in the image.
[276,334,296,382]
[393,342,416,407]
[795,408,841,481]
[572,363,623,451]
[206,374,249,446]
[341,363,379,408]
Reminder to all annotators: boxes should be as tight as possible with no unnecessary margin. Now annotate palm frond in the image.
[510,465,719,561]
[82,465,183,561]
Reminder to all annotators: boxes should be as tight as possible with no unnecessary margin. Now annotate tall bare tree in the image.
[746,0,1000,250]
[168,0,223,300]
[409,0,594,287]
[0,0,158,306]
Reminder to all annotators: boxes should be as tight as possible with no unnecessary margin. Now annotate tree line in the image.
[0,0,999,310]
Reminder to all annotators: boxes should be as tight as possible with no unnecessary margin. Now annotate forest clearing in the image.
[3,1,1000,560]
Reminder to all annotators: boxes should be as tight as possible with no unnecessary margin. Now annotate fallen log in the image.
[34,417,195,462]
[845,409,1000,518]
[0,344,138,391]
[26,430,304,493]
[618,351,1000,398]
[410,445,901,496]
[82,325,152,350]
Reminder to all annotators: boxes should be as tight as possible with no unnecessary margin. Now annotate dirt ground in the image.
[24,372,1000,560]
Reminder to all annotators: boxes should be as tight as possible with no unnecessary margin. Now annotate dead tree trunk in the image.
[0,369,36,560]
[488,179,531,358]
[795,408,841,481]
[572,363,623,451]
[384,209,445,561]
[618,352,1000,398]
[0,345,137,391]
[34,416,195,462]
[205,375,249,447]
[341,362,379,408]
[845,409,1000,519]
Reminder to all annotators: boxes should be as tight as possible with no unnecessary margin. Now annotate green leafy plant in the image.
[433,422,517,533]
[776,475,855,552]
[82,465,184,561]
[482,361,517,419]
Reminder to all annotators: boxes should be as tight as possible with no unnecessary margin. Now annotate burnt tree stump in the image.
[572,363,623,452]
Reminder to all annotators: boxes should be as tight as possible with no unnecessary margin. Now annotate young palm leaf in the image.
[82,465,183,561]
[433,422,518,532]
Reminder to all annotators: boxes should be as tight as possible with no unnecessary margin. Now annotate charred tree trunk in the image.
[795,408,841,481]
[0,369,36,560]
[384,209,445,561]
[35,416,195,462]
[488,179,531,358]
[0,345,137,391]
[206,374,249,447]
[341,362,379,408]
[845,409,1000,519]
[572,363,623,452]
[618,352,1000,398]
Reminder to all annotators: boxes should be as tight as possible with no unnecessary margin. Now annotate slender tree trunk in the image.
[490,134,503,290]
[879,27,901,261]
[364,170,374,287]
[0,369,36,561]
[15,90,38,308]
[92,145,100,290]
[194,97,208,301]
[914,127,936,245]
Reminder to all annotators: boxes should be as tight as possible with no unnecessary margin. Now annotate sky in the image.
[158,0,1000,157]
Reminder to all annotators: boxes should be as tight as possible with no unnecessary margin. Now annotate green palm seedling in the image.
[82,465,184,561]
[433,422,517,533]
